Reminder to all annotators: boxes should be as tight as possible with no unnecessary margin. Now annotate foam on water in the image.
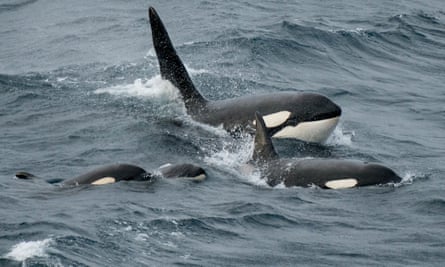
[182,116,228,138]
[204,134,269,186]
[146,48,156,58]
[326,123,354,146]
[94,75,180,101]
[204,134,253,169]
[395,171,422,187]
[5,238,54,262]
[184,64,210,75]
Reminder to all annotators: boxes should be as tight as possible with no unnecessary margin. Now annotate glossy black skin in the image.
[263,159,402,188]
[252,112,402,188]
[159,163,206,179]
[201,93,341,135]
[148,7,341,136]
[15,163,206,186]
[62,164,148,186]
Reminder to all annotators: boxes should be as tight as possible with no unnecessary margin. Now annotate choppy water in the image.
[1,0,444,266]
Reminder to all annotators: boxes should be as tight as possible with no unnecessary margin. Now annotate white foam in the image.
[94,75,180,101]
[204,134,269,186]
[393,171,418,187]
[135,233,149,242]
[184,64,209,75]
[244,168,269,187]
[326,123,354,146]
[146,48,156,58]
[183,117,228,137]
[329,27,366,34]
[204,135,253,169]
[5,238,53,261]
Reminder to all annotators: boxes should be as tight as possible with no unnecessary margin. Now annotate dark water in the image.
[1,0,445,266]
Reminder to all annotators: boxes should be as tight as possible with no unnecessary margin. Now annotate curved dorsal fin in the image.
[148,7,207,112]
[253,111,278,163]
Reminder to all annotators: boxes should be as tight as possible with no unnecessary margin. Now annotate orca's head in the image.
[261,93,342,143]
[158,163,207,181]
[322,162,402,189]
[356,163,402,187]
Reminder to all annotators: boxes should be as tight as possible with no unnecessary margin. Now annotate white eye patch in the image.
[189,174,206,181]
[325,178,358,189]
[253,111,291,128]
[91,177,116,185]
[273,116,340,143]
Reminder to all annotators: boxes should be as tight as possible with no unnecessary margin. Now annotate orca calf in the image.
[16,163,206,186]
[148,7,342,144]
[251,112,402,189]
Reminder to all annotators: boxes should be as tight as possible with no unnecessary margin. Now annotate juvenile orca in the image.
[251,112,402,189]
[148,7,341,144]
[15,163,206,186]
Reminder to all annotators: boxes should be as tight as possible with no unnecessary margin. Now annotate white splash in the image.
[183,117,228,137]
[326,123,354,146]
[5,238,53,261]
[397,171,418,186]
[135,233,149,242]
[146,47,156,58]
[244,167,269,187]
[329,27,366,34]
[94,75,180,101]
[184,64,210,75]
[204,134,269,186]
[204,135,253,169]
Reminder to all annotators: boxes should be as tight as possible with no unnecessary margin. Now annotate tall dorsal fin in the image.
[253,111,278,163]
[148,7,207,112]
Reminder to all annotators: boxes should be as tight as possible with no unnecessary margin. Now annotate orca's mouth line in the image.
[310,110,342,122]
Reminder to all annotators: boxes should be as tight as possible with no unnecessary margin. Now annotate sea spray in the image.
[5,238,54,262]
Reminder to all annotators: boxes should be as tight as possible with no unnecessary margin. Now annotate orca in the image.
[148,7,342,144]
[15,163,206,186]
[250,112,402,189]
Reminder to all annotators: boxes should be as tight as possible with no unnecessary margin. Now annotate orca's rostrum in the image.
[148,7,341,144]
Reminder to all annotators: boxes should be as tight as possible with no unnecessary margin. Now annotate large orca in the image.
[148,7,342,144]
[15,163,206,186]
[250,112,402,189]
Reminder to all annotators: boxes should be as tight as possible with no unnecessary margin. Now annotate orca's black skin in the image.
[159,163,206,181]
[252,112,402,189]
[148,7,341,143]
[62,164,149,186]
[15,163,206,186]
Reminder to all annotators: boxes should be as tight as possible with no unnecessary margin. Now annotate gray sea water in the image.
[1,0,444,266]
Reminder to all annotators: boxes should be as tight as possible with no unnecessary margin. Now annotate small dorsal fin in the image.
[253,111,278,162]
[15,171,36,179]
[148,7,207,112]
[15,171,63,184]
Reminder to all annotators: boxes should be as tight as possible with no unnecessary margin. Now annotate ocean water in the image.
[1,0,444,266]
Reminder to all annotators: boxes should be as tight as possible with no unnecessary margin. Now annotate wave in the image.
[0,73,52,92]
[0,0,38,13]
[4,238,53,262]
[190,11,445,77]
